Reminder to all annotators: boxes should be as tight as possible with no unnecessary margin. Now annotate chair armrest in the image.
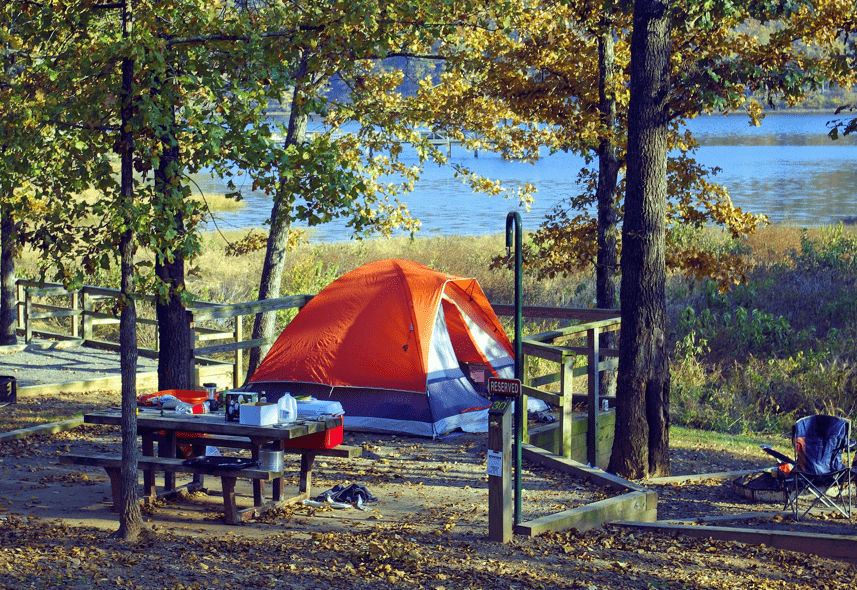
[760,444,795,465]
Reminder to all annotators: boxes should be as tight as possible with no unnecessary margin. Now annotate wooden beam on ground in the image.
[0,418,83,443]
[648,469,766,485]
[14,363,231,396]
[16,371,161,396]
[516,491,656,536]
[513,443,657,536]
[612,521,857,565]
[522,443,648,492]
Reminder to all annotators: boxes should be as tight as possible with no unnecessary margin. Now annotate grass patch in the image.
[197,193,246,212]
[670,425,784,451]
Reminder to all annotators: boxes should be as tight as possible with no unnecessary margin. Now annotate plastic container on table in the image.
[277,393,297,424]
[149,390,209,450]
[153,389,208,407]
[296,398,344,419]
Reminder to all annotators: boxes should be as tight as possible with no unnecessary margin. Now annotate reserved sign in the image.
[487,377,521,396]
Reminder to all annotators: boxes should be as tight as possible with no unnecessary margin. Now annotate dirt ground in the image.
[1,390,855,589]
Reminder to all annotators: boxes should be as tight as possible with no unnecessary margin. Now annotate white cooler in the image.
[296,398,344,419]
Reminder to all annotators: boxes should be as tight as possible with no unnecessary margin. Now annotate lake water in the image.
[196,112,857,242]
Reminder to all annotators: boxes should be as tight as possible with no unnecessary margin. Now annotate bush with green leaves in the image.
[670,224,857,433]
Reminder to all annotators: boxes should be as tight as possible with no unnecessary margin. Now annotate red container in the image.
[288,423,343,450]
[152,389,208,443]
[164,389,208,406]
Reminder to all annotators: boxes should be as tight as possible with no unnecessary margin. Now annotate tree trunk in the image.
[0,205,17,345]
[608,0,671,480]
[154,107,191,391]
[155,253,189,389]
[112,2,142,540]
[246,56,310,379]
[595,22,620,397]
[1,48,18,347]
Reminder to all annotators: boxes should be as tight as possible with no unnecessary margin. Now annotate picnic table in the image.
[62,408,358,524]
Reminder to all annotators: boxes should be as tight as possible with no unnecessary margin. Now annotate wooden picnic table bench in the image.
[59,453,283,524]
[157,433,362,498]
[68,409,362,525]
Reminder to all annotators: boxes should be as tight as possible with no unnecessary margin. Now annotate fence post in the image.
[560,351,574,459]
[15,280,23,336]
[153,297,159,353]
[24,288,31,343]
[234,314,243,388]
[488,397,513,543]
[82,288,93,343]
[586,327,601,467]
[521,354,532,444]
[72,289,80,340]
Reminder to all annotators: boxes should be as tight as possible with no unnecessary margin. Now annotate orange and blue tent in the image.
[247,259,515,436]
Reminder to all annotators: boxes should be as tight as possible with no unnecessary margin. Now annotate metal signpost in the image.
[505,212,524,525]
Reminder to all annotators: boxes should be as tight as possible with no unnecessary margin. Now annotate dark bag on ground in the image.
[315,483,377,504]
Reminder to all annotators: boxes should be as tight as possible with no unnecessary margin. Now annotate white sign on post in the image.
[486,450,503,477]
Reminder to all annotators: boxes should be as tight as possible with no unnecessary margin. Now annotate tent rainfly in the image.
[247,259,515,437]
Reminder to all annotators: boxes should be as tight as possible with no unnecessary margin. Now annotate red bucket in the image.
[288,421,344,450]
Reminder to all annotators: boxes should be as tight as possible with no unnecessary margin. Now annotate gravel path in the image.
[0,340,159,388]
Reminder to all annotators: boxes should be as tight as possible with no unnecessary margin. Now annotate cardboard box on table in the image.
[239,402,278,426]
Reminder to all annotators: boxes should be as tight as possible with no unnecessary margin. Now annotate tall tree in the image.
[150,51,190,389]
[114,0,143,539]
[0,17,17,346]
[246,50,311,375]
[243,2,505,376]
[607,0,672,479]
[0,208,16,345]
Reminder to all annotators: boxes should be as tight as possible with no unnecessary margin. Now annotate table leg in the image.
[250,446,263,506]
[104,466,121,512]
[159,430,177,491]
[141,434,156,498]
[191,441,206,489]
[299,451,318,496]
[221,476,239,524]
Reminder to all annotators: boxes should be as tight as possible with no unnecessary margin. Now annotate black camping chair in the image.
[762,415,853,520]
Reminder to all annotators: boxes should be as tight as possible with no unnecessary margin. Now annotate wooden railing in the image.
[14,280,620,462]
[13,280,312,388]
[513,310,621,465]
[16,280,161,356]
[188,295,312,387]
